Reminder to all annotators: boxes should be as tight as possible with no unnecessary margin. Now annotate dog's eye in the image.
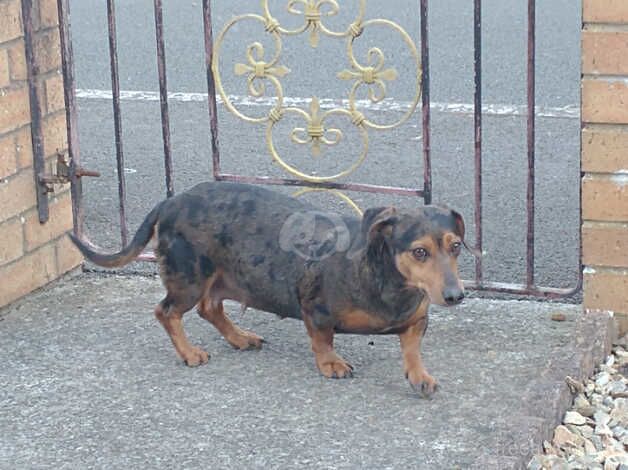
[412,248,429,261]
[451,242,462,255]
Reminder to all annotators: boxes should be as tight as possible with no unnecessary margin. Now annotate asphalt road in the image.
[66,0,582,294]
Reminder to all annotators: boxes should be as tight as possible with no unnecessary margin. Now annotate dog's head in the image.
[361,205,467,307]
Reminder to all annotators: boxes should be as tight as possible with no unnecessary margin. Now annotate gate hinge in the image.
[39,153,100,192]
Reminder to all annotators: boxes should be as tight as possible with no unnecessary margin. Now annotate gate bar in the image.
[20,0,48,223]
[106,0,129,246]
[216,174,425,197]
[57,0,83,236]
[526,0,536,288]
[202,0,221,178]
[464,280,576,299]
[419,0,431,205]
[153,0,174,198]
[473,0,483,284]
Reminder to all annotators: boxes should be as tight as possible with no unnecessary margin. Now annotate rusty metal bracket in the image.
[39,153,100,193]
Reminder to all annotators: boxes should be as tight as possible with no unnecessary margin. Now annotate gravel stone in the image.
[531,336,628,469]
[565,411,587,425]
[598,373,612,388]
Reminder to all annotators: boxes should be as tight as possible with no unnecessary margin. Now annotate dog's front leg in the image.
[399,316,438,397]
[303,313,353,379]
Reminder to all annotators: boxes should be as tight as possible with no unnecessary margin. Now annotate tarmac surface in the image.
[0,272,613,469]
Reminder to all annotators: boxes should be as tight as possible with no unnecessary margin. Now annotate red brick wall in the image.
[582,0,628,332]
[0,0,81,308]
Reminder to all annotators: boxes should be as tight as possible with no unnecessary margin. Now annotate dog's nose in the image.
[443,288,464,306]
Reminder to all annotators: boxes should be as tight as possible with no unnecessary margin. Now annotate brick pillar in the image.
[581,0,628,333]
[0,0,82,308]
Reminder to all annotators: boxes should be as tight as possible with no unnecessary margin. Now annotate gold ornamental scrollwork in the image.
[212,0,422,206]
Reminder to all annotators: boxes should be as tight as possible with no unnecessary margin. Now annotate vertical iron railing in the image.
[58,0,82,236]
[526,0,536,290]
[59,0,581,297]
[202,0,221,179]
[106,0,128,246]
[153,0,174,198]
[473,0,483,285]
[419,0,431,205]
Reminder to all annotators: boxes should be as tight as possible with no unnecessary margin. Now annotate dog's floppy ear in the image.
[450,209,481,258]
[451,209,465,239]
[362,207,398,242]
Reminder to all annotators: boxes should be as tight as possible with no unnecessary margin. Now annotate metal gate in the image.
[46,0,580,298]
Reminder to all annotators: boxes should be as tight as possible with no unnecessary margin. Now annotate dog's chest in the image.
[335,302,428,335]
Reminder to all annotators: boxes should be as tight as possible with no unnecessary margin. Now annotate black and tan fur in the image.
[70,182,466,397]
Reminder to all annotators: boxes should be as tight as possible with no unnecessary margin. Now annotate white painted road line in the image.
[75,88,580,120]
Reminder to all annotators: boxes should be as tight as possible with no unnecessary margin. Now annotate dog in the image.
[70,181,467,397]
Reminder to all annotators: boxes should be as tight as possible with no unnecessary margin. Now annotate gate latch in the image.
[39,153,100,192]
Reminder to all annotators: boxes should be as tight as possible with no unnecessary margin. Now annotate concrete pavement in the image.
[0,272,613,469]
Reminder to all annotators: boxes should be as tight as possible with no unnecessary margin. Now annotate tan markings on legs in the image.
[399,316,437,397]
[303,314,353,379]
[198,299,263,350]
[154,303,209,367]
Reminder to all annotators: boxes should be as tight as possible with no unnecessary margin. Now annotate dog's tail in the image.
[69,202,164,268]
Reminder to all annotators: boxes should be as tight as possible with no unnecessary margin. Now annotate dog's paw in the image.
[317,355,354,379]
[228,330,265,350]
[182,346,210,367]
[406,369,438,398]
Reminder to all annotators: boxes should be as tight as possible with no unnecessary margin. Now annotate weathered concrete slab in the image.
[0,273,613,469]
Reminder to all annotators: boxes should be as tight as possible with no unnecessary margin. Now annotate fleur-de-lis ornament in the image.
[291,97,342,156]
[234,42,291,97]
[337,47,398,103]
[287,0,340,47]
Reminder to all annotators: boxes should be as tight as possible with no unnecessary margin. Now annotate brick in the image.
[38,0,59,29]
[0,49,10,88]
[0,86,31,134]
[0,169,37,223]
[0,0,23,43]
[583,222,628,267]
[582,79,628,124]
[583,0,628,24]
[55,232,83,275]
[616,312,628,337]
[0,131,18,179]
[584,268,628,314]
[0,243,56,308]
[0,217,24,266]
[42,111,67,157]
[44,73,64,113]
[23,192,73,251]
[34,28,61,75]
[582,31,628,75]
[15,125,33,169]
[582,127,628,173]
[582,175,628,222]
[7,39,27,81]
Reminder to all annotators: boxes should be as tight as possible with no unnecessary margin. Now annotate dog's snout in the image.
[443,288,464,306]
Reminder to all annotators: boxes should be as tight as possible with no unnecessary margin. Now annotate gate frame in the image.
[57,0,582,299]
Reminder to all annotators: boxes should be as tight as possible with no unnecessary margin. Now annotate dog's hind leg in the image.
[155,296,209,367]
[197,298,264,350]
